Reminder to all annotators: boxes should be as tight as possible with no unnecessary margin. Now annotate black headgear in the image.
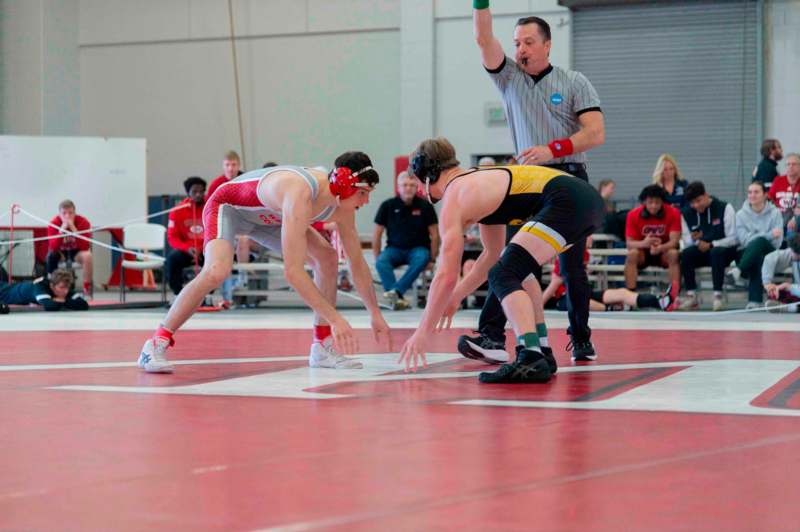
[410,152,442,185]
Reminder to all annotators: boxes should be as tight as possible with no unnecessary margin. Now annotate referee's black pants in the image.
[477,163,593,344]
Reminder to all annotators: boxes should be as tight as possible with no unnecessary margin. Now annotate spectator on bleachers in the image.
[46,199,93,297]
[753,138,783,190]
[732,181,783,309]
[679,181,738,311]
[768,152,800,236]
[0,269,88,311]
[597,178,628,240]
[598,179,616,214]
[262,161,278,168]
[762,232,800,312]
[206,150,251,261]
[652,153,690,209]
[544,253,675,312]
[372,171,439,310]
[207,150,243,199]
[477,156,497,166]
[166,177,206,296]
[624,185,681,296]
[207,150,250,307]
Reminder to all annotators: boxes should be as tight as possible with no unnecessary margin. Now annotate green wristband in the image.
[473,0,489,10]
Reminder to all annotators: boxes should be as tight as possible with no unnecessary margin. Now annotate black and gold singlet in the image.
[447,165,566,225]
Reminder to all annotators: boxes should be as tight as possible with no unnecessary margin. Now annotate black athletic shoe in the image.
[478,346,552,384]
[568,339,597,362]
[0,302,9,315]
[457,332,508,365]
[540,345,558,374]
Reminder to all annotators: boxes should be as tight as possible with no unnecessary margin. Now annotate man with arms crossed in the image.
[138,152,391,373]
[464,1,605,363]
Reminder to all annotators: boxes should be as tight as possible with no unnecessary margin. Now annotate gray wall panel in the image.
[573,1,758,208]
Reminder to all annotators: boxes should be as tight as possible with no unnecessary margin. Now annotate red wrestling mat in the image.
[1,328,799,531]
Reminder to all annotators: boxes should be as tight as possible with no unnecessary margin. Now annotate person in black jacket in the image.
[0,268,89,311]
[678,182,738,311]
[752,138,783,190]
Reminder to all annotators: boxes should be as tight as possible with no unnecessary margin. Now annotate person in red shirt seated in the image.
[768,152,800,236]
[207,150,252,273]
[46,199,93,296]
[624,185,680,298]
[166,177,206,295]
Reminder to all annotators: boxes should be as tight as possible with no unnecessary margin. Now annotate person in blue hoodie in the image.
[732,181,784,308]
[762,232,800,312]
[0,268,88,312]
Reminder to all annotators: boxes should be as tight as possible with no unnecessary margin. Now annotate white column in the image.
[41,0,80,135]
[400,0,435,153]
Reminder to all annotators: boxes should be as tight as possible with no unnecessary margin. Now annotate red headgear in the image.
[329,166,374,199]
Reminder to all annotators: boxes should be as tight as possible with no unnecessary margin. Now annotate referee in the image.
[462,1,605,363]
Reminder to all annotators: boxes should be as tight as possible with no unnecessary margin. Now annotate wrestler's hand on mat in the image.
[398,332,429,373]
[332,317,358,355]
[371,312,392,351]
[436,298,460,332]
[517,145,554,166]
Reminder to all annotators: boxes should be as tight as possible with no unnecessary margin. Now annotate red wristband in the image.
[548,138,574,158]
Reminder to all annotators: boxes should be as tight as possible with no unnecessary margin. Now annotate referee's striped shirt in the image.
[487,56,601,165]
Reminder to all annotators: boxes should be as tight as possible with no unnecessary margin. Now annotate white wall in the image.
[0,0,80,136]
[765,0,800,172]
[0,0,43,135]
[77,0,401,231]
[42,0,80,136]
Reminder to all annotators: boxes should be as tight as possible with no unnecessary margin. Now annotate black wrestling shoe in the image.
[457,332,508,365]
[540,345,558,374]
[0,302,9,315]
[478,346,552,384]
[568,339,597,362]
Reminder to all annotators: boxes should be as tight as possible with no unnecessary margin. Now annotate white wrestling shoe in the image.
[138,337,175,373]
[309,338,363,369]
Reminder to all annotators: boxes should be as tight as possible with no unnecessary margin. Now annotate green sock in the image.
[517,332,540,349]
[536,323,549,347]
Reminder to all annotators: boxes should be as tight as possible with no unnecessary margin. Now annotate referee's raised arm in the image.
[473,1,504,71]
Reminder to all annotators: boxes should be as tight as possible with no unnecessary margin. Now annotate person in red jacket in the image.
[46,199,93,296]
[768,152,800,235]
[166,177,206,295]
